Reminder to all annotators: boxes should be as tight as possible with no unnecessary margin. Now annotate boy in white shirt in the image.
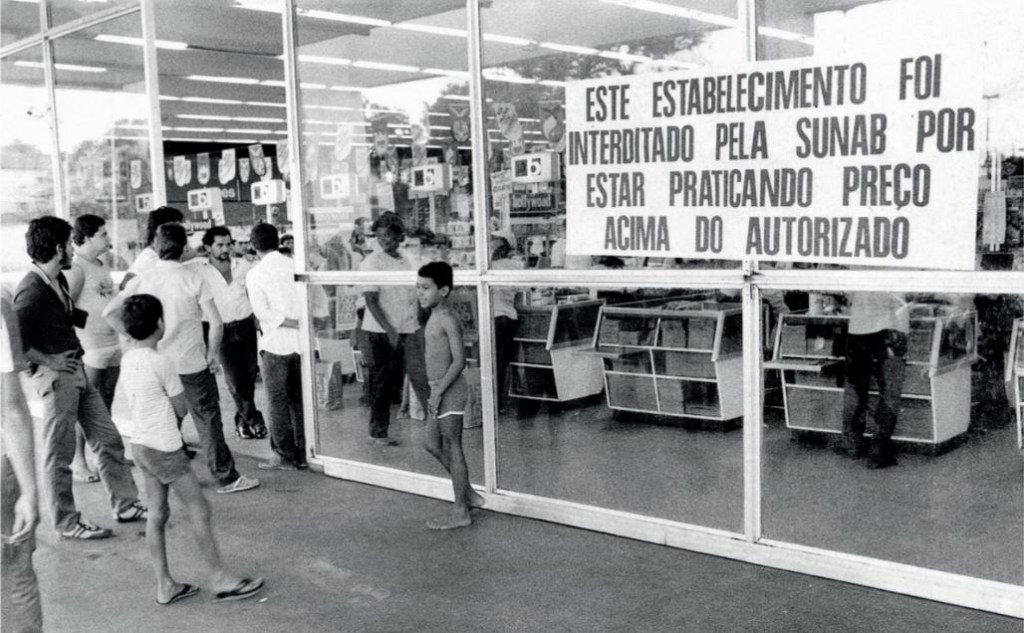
[119,294,264,605]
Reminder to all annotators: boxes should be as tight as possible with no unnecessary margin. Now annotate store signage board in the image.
[565,49,983,269]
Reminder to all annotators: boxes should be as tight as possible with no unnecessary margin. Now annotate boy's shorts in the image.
[131,444,191,485]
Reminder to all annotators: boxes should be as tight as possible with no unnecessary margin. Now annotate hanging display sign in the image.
[173,156,191,187]
[565,49,983,270]
[449,105,470,143]
[130,160,143,190]
[239,157,251,183]
[197,152,211,185]
[248,144,266,176]
[219,149,236,184]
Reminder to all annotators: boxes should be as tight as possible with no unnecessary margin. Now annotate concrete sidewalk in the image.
[31,448,1021,633]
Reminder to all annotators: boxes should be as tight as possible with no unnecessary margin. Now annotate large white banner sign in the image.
[565,50,983,269]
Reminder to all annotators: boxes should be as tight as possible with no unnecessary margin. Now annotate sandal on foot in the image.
[73,472,100,484]
[214,577,264,602]
[157,583,199,606]
[114,501,148,523]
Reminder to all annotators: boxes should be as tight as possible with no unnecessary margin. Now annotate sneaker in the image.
[251,424,268,440]
[236,424,255,440]
[216,475,260,494]
[61,519,113,540]
[114,501,148,523]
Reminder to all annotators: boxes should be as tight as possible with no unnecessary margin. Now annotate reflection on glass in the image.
[496,286,744,531]
[481,0,743,269]
[1,47,54,274]
[311,283,483,486]
[760,0,1024,273]
[52,16,152,272]
[762,289,1023,584]
[292,1,476,271]
[1,0,40,47]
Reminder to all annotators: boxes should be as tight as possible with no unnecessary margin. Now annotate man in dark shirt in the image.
[14,217,146,539]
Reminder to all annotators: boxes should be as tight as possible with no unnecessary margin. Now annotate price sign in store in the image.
[565,49,983,270]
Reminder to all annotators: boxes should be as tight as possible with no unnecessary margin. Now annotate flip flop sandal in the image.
[214,577,264,602]
[73,473,100,484]
[157,583,199,606]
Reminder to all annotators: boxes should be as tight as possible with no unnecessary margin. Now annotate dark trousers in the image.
[495,316,518,404]
[842,329,907,450]
[365,331,430,439]
[261,351,305,464]
[179,369,239,485]
[221,316,262,427]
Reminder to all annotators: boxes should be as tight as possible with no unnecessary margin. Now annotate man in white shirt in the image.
[246,223,306,470]
[197,227,267,441]
[120,206,197,290]
[838,291,910,469]
[104,224,259,494]
[359,214,430,446]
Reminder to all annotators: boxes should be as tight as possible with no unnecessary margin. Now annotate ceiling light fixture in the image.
[187,75,260,85]
[182,96,243,105]
[296,9,391,27]
[15,60,106,73]
[178,114,233,121]
[246,101,287,108]
[351,60,421,73]
[94,34,188,50]
[298,55,352,66]
[392,23,467,38]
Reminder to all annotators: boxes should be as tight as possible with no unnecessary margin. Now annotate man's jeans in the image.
[221,316,263,427]
[21,365,139,531]
[1,455,43,633]
[842,329,908,448]
[260,351,305,464]
[179,369,240,485]
[365,331,430,439]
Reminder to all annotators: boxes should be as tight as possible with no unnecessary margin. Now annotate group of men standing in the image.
[7,207,309,546]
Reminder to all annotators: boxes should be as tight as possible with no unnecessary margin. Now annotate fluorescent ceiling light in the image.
[234,116,284,123]
[94,34,188,50]
[392,23,466,38]
[15,60,106,73]
[179,114,233,121]
[260,79,286,87]
[329,85,363,92]
[351,60,420,73]
[226,128,273,134]
[538,42,600,55]
[757,26,815,45]
[296,9,390,27]
[482,71,537,85]
[174,126,225,132]
[116,124,150,129]
[159,95,180,101]
[598,50,652,63]
[422,68,469,78]
[598,0,735,28]
[246,101,287,108]
[187,75,260,85]
[298,55,352,66]
[538,79,567,87]
[182,96,242,104]
[482,33,534,47]
[301,82,327,90]
[439,94,471,101]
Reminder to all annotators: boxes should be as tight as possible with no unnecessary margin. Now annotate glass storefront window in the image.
[494,285,745,531]
[292,1,476,272]
[761,288,1023,583]
[1,0,41,48]
[52,14,151,271]
[310,282,484,487]
[480,0,744,270]
[1,45,54,275]
[759,0,1024,273]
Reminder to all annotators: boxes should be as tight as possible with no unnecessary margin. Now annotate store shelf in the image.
[771,308,978,445]
[509,299,605,402]
[591,299,743,422]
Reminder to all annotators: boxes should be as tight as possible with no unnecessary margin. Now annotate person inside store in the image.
[246,223,308,470]
[359,213,430,446]
[836,291,910,469]
[105,223,260,495]
[349,216,372,261]
[120,206,197,290]
[66,214,121,485]
[197,226,267,441]
[278,233,294,256]
[1,286,44,631]
[489,236,522,411]
[15,216,147,539]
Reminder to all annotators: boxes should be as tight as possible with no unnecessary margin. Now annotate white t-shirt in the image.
[247,250,302,355]
[358,249,418,334]
[68,254,119,349]
[121,260,215,375]
[121,347,185,452]
[194,258,254,323]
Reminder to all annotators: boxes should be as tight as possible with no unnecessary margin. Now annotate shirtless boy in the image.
[415,262,485,529]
